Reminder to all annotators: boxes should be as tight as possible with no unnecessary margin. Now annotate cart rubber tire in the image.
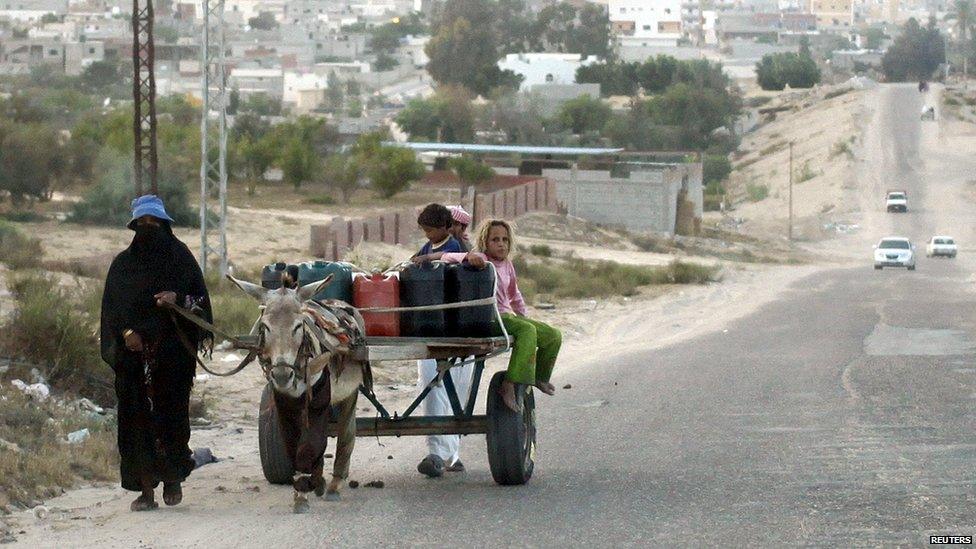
[258,383,295,485]
[486,371,536,486]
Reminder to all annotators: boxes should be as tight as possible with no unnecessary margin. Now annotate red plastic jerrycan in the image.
[353,272,400,337]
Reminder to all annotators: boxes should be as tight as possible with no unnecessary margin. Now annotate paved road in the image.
[16,86,976,548]
[320,84,976,546]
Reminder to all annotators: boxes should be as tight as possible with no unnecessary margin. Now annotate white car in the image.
[885,190,908,213]
[874,237,916,270]
[926,236,957,258]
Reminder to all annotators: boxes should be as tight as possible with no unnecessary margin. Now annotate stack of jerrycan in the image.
[399,262,446,337]
[261,262,300,290]
[297,260,354,303]
[353,271,400,337]
[446,263,495,337]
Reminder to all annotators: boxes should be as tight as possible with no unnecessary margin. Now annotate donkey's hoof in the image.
[324,491,341,502]
[293,499,310,514]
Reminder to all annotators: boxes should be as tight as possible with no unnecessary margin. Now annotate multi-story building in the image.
[609,0,684,48]
[811,0,854,27]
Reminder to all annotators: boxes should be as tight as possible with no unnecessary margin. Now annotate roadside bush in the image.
[69,152,198,227]
[0,210,46,223]
[830,140,853,159]
[746,183,769,202]
[796,160,818,183]
[1,273,113,404]
[209,289,259,341]
[528,244,554,257]
[0,220,43,269]
[630,233,675,253]
[703,154,732,186]
[305,194,337,206]
[512,257,718,302]
[652,260,721,284]
[0,387,117,508]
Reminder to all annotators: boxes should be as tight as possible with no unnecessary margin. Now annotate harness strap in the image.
[169,312,258,377]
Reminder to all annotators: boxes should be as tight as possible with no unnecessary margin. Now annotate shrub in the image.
[653,260,721,284]
[0,210,46,223]
[512,257,718,302]
[796,160,818,183]
[830,140,853,159]
[746,183,769,202]
[1,273,113,404]
[824,88,852,100]
[528,244,554,257]
[0,220,43,269]
[209,289,259,341]
[305,194,337,206]
[630,233,674,253]
[0,387,118,508]
[69,152,198,227]
[703,154,732,186]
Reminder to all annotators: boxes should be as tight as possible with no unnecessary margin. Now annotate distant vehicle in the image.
[874,237,916,270]
[919,81,929,92]
[885,190,908,213]
[921,105,936,120]
[926,236,957,258]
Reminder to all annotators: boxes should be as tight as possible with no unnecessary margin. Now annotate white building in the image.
[283,70,328,113]
[0,0,68,23]
[229,67,284,99]
[609,0,684,48]
[497,53,602,92]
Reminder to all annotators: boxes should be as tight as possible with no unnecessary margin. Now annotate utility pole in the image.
[132,0,158,197]
[200,0,229,276]
[788,141,794,242]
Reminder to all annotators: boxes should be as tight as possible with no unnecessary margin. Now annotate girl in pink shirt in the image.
[437,219,562,412]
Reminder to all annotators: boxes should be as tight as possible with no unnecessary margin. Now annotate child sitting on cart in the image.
[435,219,562,412]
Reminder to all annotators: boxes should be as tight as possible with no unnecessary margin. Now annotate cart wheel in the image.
[486,371,536,485]
[258,383,294,485]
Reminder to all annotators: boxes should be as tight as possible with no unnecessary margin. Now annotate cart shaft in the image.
[328,416,488,437]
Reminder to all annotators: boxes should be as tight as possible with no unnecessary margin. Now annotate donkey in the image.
[229,274,368,514]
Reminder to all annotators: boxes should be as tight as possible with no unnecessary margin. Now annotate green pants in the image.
[499,314,562,385]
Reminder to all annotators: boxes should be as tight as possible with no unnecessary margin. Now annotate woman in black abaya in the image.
[100,195,212,512]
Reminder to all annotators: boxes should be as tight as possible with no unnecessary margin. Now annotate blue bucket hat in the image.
[127,194,175,230]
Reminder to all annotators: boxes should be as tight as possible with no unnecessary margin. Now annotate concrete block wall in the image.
[310,178,556,260]
[546,163,702,236]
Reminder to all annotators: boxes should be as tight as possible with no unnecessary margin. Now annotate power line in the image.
[200,0,229,276]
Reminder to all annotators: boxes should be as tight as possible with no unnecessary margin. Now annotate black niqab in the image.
[100,223,213,491]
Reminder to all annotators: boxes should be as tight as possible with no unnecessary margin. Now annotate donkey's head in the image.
[227,274,333,395]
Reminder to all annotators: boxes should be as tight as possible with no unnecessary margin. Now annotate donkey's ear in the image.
[226,274,269,302]
[298,274,334,302]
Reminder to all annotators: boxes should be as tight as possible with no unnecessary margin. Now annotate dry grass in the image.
[0,220,43,270]
[0,386,117,509]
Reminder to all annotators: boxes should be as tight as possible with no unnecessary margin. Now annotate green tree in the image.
[375,52,400,71]
[576,62,639,96]
[236,135,276,195]
[395,86,475,142]
[280,137,318,189]
[367,146,425,199]
[248,11,278,30]
[80,60,123,95]
[322,154,362,203]
[557,94,611,134]
[370,23,404,53]
[864,27,886,50]
[881,17,946,81]
[326,72,344,111]
[425,1,522,95]
[0,122,66,205]
[448,156,494,192]
[755,51,821,90]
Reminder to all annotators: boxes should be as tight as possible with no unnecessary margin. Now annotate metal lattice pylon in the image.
[132,0,158,196]
[200,0,228,276]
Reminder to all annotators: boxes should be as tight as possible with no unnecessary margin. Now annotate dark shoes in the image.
[417,454,445,478]
[445,460,465,473]
[130,494,158,512]
[163,482,183,506]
